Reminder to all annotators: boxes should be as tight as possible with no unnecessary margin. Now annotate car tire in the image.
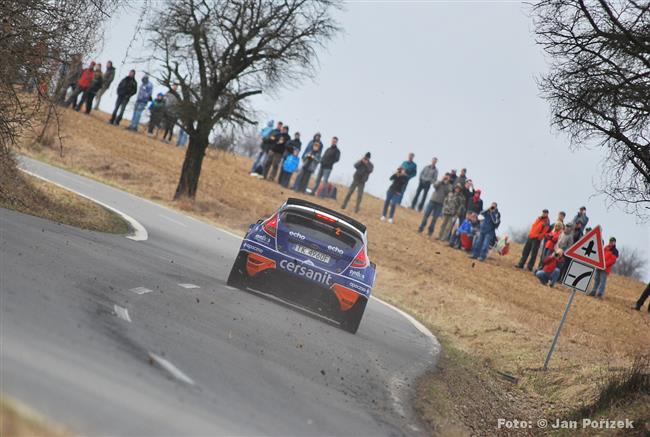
[227,251,248,289]
[339,297,367,334]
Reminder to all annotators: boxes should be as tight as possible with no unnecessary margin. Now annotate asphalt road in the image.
[1,157,440,436]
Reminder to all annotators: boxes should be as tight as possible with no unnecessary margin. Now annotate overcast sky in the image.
[94,1,649,279]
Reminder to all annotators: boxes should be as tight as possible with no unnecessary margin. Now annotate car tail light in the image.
[351,247,368,268]
[262,214,278,237]
[331,283,360,311]
[315,213,336,223]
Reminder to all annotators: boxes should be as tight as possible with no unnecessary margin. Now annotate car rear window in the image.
[280,210,362,250]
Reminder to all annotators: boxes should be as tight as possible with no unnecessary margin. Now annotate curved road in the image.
[1,157,440,436]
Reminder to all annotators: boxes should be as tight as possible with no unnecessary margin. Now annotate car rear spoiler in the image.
[285,198,367,234]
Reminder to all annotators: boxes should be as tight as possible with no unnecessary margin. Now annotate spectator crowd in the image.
[48,56,648,313]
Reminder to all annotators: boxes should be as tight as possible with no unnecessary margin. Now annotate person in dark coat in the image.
[109,70,137,125]
[466,188,483,214]
[311,137,340,193]
[341,152,374,213]
[147,93,166,136]
[94,60,115,109]
[277,132,302,185]
[81,64,103,114]
[294,141,322,193]
[264,125,290,181]
[632,281,650,313]
[381,167,409,223]
[470,202,501,261]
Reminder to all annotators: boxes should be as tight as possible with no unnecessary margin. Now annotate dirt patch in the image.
[0,396,71,437]
[0,152,129,234]
[20,108,650,435]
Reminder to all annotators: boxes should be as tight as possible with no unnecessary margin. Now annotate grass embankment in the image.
[0,396,70,437]
[22,109,650,435]
[0,154,129,234]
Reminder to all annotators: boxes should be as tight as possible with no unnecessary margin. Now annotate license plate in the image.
[294,244,331,263]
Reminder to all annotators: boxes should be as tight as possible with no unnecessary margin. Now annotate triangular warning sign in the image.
[564,225,606,269]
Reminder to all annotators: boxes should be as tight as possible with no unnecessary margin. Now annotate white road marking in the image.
[18,168,148,242]
[178,283,200,289]
[159,214,187,227]
[148,353,195,385]
[114,305,132,322]
[225,286,238,291]
[130,286,153,295]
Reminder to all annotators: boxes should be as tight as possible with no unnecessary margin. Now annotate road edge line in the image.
[19,168,148,241]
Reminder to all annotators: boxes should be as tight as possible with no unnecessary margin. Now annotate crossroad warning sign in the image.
[564,226,605,270]
[562,259,595,292]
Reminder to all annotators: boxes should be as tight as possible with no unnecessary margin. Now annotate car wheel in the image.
[227,251,248,289]
[339,297,367,334]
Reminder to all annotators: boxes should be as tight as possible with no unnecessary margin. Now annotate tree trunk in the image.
[174,132,209,200]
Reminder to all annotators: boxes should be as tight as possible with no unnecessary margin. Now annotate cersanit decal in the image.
[289,231,306,240]
[279,259,333,286]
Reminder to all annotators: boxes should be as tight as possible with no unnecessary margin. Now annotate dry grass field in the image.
[20,108,649,435]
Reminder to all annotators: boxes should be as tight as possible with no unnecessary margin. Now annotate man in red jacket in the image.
[65,61,95,109]
[516,209,550,271]
[588,237,618,299]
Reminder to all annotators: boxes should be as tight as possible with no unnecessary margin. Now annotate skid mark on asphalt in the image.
[148,353,195,385]
[130,286,153,295]
[114,305,132,322]
[178,283,200,289]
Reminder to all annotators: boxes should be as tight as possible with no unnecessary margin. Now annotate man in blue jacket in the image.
[127,75,153,131]
[470,202,501,261]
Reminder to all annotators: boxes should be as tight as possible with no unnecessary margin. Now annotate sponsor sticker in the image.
[242,242,263,254]
[327,245,344,255]
[279,259,333,286]
[348,269,365,280]
[254,233,271,244]
[289,231,306,240]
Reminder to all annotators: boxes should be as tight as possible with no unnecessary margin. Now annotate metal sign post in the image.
[543,258,597,370]
[543,288,577,370]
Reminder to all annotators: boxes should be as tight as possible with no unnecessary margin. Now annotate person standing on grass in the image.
[437,183,466,241]
[279,149,300,187]
[94,60,115,109]
[147,93,165,137]
[588,237,618,299]
[535,249,564,287]
[470,202,501,261]
[456,168,468,187]
[127,75,153,132]
[311,137,340,194]
[538,221,563,269]
[572,206,589,241]
[264,126,289,181]
[161,84,179,143]
[341,152,374,213]
[381,167,409,224]
[448,169,458,185]
[466,188,483,214]
[418,173,451,236]
[294,141,322,193]
[176,128,188,147]
[56,54,83,105]
[65,61,95,109]
[109,70,137,125]
[277,132,302,185]
[631,282,650,313]
[410,157,438,211]
[81,64,103,114]
[516,209,551,271]
[400,153,417,196]
[251,121,282,176]
[555,222,574,280]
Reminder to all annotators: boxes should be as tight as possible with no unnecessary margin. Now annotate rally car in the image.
[227,198,375,334]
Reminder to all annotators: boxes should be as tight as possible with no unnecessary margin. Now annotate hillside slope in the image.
[22,108,649,434]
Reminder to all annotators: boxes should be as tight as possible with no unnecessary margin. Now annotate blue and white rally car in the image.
[227,198,375,333]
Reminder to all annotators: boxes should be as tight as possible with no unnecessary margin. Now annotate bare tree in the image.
[0,0,118,200]
[533,1,650,220]
[146,0,340,199]
[611,246,646,280]
[234,125,261,158]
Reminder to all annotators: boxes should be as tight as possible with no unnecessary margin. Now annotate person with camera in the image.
[535,249,564,287]
[381,167,409,224]
[418,173,452,236]
[470,202,501,261]
[341,152,374,213]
